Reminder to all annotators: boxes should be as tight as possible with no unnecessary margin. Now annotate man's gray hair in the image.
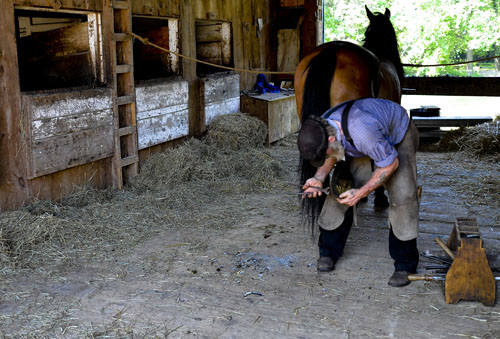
[312,116,340,140]
[325,120,341,141]
[321,118,345,162]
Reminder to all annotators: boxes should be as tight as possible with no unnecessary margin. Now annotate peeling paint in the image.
[136,79,190,149]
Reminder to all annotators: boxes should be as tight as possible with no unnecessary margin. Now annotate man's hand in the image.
[337,188,364,206]
[302,177,324,198]
[336,157,399,206]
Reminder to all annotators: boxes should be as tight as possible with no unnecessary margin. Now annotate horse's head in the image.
[363,6,404,82]
[364,6,397,46]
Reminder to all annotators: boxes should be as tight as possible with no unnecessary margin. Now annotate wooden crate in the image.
[240,92,299,145]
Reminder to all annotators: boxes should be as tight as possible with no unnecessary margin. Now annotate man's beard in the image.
[328,140,345,162]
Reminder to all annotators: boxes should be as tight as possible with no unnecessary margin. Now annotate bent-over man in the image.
[297,98,420,287]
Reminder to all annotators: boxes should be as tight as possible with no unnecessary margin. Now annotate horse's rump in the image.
[294,41,381,122]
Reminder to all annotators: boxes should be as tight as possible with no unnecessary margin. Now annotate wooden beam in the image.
[0,0,30,210]
[412,116,493,128]
[403,77,500,97]
[301,0,319,59]
[13,0,103,11]
[181,0,203,137]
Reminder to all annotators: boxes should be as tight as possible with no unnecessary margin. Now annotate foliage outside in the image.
[324,0,500,76]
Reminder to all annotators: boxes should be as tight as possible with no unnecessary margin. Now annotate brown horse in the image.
[295,6,404,224]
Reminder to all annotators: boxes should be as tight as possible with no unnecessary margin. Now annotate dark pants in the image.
[319,208,419,273]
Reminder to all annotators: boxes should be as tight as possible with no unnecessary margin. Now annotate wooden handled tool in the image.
[408,274,445,281]
[408,274,500,282]
[435,237,455,259]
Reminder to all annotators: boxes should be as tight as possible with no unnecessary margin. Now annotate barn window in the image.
[132,16,180,81]
[195,20,233,76]
[15,9,104,92]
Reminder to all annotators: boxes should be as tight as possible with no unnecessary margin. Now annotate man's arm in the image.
[337,157,399,206]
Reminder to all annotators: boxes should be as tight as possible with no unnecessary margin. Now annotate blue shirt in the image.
[322,98,410,167]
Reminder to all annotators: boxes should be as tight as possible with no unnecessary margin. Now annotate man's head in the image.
[297,116,345,167]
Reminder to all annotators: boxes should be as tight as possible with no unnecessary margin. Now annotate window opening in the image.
[132,16,179,81]
[15,9,104,92]
[195,20,233,76]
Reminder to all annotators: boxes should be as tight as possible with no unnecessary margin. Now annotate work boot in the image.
[388,270,411,287]
[317,256,335,272]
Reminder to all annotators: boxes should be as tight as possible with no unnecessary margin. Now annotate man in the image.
[297,98,420,287]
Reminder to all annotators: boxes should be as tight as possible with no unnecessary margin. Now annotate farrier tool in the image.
[414,217,496,307]
[289,186,331,196]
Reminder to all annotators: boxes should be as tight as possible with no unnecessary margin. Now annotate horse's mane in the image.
[362,9,404,83]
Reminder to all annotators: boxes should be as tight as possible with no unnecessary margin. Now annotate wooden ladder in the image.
[111,0,139,189]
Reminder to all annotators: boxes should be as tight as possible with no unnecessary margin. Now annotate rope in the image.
[129,32,295,76]
[129,32,500,74]
[402,55,500,68]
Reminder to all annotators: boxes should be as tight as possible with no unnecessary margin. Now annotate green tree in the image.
[324,0,500,76]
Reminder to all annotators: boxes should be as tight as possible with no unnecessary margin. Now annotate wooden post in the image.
[301,0,320,59]
[180,0,204,137]
[0,0,30,211]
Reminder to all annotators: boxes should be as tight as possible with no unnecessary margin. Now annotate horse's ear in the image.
[384,8,391,19]
[365,5,375,20]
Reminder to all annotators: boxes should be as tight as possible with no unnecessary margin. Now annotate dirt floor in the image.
[1,133,499,338]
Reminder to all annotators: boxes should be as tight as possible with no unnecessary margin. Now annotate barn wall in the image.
[0,0,294,211]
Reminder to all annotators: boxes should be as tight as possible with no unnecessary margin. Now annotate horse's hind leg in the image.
[374,187,389,208]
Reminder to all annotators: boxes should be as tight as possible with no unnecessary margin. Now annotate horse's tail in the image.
[299,44,338,232]
[301,43,338,122]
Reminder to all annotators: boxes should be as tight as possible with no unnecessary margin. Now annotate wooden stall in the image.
[0,0,319,211]
[1,0,498,212]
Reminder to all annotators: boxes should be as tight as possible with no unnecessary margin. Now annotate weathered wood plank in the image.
[0,0,30,211]
[31,124,114,178]
[412,116,493,128]
[137,109,189,149]
[29,88,113,120]
[201,73,240,104]
[32,109,113,139]
[135,79,189,148]
[205,98,240,125]
[135,80,188,114]
[197,42,222,60]
[24,88,114,178]
[157,0,180,17]
[13,0,103,11]
[403,77,500,97]
[196,23,222,42]
[277,28,300,72]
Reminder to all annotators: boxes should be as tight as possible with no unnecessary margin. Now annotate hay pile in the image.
[131,113,285,192]
[0,113,293,271]
[436,118,500,159]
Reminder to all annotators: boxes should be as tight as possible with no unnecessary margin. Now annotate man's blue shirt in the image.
[322,98,410,168]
